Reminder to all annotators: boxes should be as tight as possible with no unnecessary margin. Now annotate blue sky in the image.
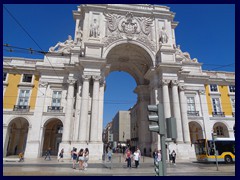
[3,4,235,127]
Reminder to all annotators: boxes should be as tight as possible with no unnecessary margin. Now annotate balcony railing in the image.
[47,106,63,112]
[187,111,199,116]
[212,111,225,117]
[13,105,30,112]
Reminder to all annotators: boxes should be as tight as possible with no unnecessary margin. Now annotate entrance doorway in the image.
[42,119,63,156]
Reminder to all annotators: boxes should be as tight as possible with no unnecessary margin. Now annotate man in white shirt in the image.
[133,150,140,168]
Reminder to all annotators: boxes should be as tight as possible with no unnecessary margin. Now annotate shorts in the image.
[79,156,84,161]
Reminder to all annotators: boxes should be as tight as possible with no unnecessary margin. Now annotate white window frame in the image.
[3,72,8,82]
[21,74,34,83]
[187,97,196,112]
[230,98,235,113]
[17,89,31,106]
[209,84,218,92]
[51,91,62,107]
[229,85,235,93]
[211,97,222,113]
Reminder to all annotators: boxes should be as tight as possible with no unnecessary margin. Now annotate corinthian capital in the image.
[171,80,179,86]
[67,79,76,85]
[92,75,101,81]
[82,75,91,81]
[179,85,185,91]
[162,79,170,85]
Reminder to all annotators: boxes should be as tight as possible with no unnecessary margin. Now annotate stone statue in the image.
[159,27,168,44]
[49,35,75,53]
[75,26,83,45]
[89,19,100,38]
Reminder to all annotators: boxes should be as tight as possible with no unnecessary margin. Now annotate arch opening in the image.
[6,118,29,156]
[42,118,63,156]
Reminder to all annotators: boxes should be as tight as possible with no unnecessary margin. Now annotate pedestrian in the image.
[18,151,24,162]
[83,148,89,170]
[78,149,85,171]
[44,147,51,160]
[136,147,141,167]
[157,150,162,162]
[107,147,112,162]
[72,148,78,169]
[58,148,64,162]
[153,149,158,164]
[171,150,177,165]
[125,149,132,168]
[133,149,140,168]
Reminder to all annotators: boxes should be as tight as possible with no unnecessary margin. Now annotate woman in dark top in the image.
[72,148,78,169]
[78,149,84,170]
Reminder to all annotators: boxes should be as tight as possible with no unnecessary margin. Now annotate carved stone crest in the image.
[104,11,155,45]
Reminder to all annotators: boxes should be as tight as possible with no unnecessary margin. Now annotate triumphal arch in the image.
[23,4,202,160]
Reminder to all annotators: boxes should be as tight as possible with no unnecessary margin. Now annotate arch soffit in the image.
[102,39,155,66]
[42,117,64,128]
[213,121,230,129]
[5,116,31,128]
[189,121,203,130]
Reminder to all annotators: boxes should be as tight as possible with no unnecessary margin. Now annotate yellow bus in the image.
[194,138,235,163]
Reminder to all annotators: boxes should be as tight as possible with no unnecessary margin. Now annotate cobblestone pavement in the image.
[3,154,235,176]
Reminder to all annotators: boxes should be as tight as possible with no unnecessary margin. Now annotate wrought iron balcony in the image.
[212,111,225,117]
[47,106,63,112]
[187,111,199,116]
[13,105,30,112]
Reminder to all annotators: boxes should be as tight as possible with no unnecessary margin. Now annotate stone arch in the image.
[5,117,29,157]
[6,115,32,128]
[103,40,155,68]
[213,122,229,137]
[41,118,63,156]
[104,42,154,85]
[189,121,204,144]
[102,42,154,156]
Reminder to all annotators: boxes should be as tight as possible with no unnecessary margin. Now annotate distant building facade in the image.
[112,111,131,148]
[3,4,234,160]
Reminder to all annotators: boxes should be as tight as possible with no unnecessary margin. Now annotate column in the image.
[179,86,191,143]
[79,75,91,142]
[198,90,211,139]
[98,81,105,142]
[134,85,150,154]
[24,81,48,158]
[171,80,183,142]
[162,79,171,118]
[62,79,76,143]
[73,84,81,141]
[90,75,101,142]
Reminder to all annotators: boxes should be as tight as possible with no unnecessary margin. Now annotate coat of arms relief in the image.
[103,12,156,52]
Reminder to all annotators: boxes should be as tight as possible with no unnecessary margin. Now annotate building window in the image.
[231,98,235,116]
[187,97,196,111]
[3,72,7,81]
[216,126,224,136]
[22,74,33,83]
[52,91,62,107]
[18,90,30,106]
[187,97,199,116]
[210,84,218,92]
[212,98,224,116]
[229,85,235,93]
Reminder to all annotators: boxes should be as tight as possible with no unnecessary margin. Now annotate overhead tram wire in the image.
[3,5,65,82]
